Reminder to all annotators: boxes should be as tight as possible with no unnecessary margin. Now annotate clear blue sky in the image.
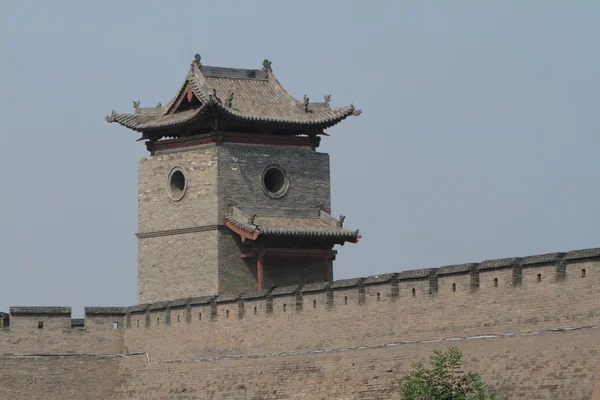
[0,1,598,315]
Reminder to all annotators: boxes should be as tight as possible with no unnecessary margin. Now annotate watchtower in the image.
[107,55,361,304]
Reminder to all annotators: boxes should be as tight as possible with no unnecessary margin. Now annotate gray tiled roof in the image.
[398,269,434,280]
[127,304,149,313]
[111,107,206,132]
[241,289,274,300]
[169,298,191,308]
[216,293,241,303]
[225,207,359,243]
[565,247,600,260]
[188,296,215,305]
[271,285,301,296]
[84,307,126,315]
[10,307,71,315]
[479,258,519,270]
[107,57,358,133]
[148,301,170,311]
[300,282,329,293]
[330,278,364,289]
[438,263,477,275]
[521,252,565,266]
[363,274,397,285]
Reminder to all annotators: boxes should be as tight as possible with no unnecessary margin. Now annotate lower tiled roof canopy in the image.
[225,207,360,245]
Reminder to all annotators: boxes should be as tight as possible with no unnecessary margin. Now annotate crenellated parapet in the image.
[0,306,126,355]
[121,247,600,322]
[1,246,600,400]
[2,246,599,360]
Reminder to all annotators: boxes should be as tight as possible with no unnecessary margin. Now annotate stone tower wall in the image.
[137,147,219,303]
[216,143,332,218]
[216,143,332,294]
[137,144,333,301]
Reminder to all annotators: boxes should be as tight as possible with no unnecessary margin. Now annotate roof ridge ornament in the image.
[209,88,222,105]
[323,94,331,109]
[303,95,310,113]
[133,100,140,113]
[156,102,162,108]
[337,215,345,228]
[226,90,234,108]
[351,104,362,116]
[248,213,257,226]
[105,110,117,123]
[193,54,201,67]
[262,59,272,77]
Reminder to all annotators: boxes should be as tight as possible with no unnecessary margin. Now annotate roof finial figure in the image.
[351,104,362,116]
[323,94,331,109]
[105,110,117,123]
[262,59,272,77]
[193,54,201,67]
[248,213,257,225]
[210,88,222,105]
[133,100,140,111]
[337,214,345,228]
[226,90,234,108]
[156,102,162,108]
[303,95,310,113]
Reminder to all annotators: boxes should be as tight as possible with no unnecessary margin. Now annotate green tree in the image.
[400,346,496,400]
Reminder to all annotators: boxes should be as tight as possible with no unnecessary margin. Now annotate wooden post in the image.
[324,256,331,282]
[257,254,264,291]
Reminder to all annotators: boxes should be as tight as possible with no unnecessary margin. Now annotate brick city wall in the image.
[0,307,125,355]
[1,247,600,399]
[0,357,123,400]
[0,308,126,400]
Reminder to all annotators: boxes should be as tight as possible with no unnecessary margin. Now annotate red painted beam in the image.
[257,255,264,291]
[225,220,260,242]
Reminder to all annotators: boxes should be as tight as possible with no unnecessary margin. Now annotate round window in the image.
[261,164,289,198]
[167,167,187,201]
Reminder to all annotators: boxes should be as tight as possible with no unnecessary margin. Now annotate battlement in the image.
[120,246,600,318]
[0,306,126,356]
[3,247,598,334]
[2,306,126,331]
[9,307,72,315]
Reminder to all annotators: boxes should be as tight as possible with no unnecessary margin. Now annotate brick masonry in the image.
[137,146,219,303]
[216,143,332,218]
[138,143,334,302]
[1,250,600,399]
[217,143,333,294]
